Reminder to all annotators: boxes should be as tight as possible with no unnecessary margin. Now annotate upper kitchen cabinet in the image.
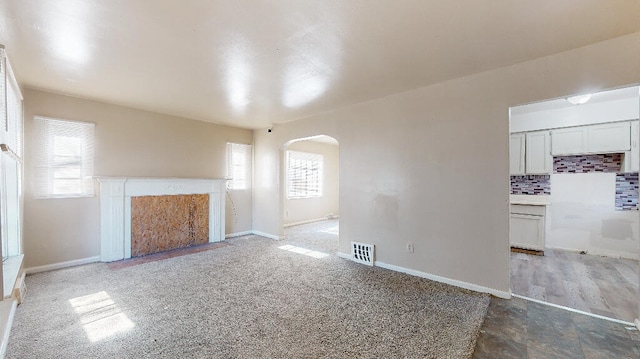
[551,127,587,155]
[623,120,639,172]
[525,131,552,174]
[510,133,525,175]
[552,121,631,156]
[586,122,630,153]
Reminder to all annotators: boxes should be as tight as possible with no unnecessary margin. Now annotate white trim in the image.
[284,217,333,228]
[96,178,227,262]
[336,252,510,299]
[0,300,17,359]
[225,231,253,239]
[25,256,100,274]
[635,319,640,331]
[512,293,636,327]
[545,245,638,260]
[251,230,284,240]
[375,261,511,299]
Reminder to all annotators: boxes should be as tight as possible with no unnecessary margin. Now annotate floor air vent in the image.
[351,241,374,266]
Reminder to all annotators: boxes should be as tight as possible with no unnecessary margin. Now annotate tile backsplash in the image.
[615,173,639,211]
[511,154,638,209]
[553,153,622,173]
[510,175,551,195]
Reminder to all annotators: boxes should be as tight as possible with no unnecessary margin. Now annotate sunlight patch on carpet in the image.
[69,291,135,342]
[320,225,339,235]
[278,244,329,259]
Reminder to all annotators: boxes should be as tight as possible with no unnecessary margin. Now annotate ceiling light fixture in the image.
[566,94,592,105]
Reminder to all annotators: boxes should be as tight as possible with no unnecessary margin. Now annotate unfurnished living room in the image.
[0,1,640,358]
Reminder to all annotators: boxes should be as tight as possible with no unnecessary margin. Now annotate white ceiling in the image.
[1,1,639,129]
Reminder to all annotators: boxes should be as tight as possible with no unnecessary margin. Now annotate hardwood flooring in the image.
[510,249,639,323]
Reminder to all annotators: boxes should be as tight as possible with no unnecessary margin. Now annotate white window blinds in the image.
[33,117,95,198]
[287,150,323,199]
[0,49,23,160]
[226,142,251,190]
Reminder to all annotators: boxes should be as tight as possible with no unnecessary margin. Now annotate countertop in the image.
[510,194,551,206]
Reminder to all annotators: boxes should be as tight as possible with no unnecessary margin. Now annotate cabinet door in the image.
[509,133,525,175]
[631,121,639,172]
[551,127,586,155]
[510,214,544,251]
[525,131,552,174]
[586,122,630,153]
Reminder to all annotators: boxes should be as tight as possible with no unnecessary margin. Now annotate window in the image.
[33,117,95,198]
[226,142,251,190]
[287,150,323,199]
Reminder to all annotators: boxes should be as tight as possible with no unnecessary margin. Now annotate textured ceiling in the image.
[1,0,639,129]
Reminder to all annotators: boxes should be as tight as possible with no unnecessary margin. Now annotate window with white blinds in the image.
[33,117,95,198]
[226,142,251,190]
[286,150,323,199]
[4,62,22,159]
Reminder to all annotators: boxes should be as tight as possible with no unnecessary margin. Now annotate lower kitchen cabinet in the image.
[510,204,546,251]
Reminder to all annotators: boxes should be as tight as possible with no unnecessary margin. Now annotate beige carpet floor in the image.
[8,221,489,358]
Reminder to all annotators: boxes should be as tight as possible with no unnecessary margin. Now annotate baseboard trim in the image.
[225,231,253,239]
[513,293,636,327]
[545,245,638,260]
[375,261,511,299]
[251,230,284,241]
[284,216,338,228]
[0,300,17,359]
[25,256,100,274]
[336,252,510,299]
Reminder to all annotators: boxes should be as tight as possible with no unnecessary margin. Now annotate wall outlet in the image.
[406,243,414,253]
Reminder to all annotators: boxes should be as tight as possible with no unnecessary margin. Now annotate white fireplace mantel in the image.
[96,177,227,262]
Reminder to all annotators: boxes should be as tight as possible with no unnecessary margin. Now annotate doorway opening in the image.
[281,135,339,255]
[508,85,640,324]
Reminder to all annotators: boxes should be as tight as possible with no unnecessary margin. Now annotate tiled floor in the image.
[473,296,640,358]
[511,249,639,323]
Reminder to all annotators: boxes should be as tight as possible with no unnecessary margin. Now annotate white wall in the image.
[22,89,253,268]
[253,32,640,296]
[547,173,638,259]
[283,140,339,226]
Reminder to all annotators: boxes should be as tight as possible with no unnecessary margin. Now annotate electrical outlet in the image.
[406,243,414,253]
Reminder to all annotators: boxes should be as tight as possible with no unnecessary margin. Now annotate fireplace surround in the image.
[96,177,226,262]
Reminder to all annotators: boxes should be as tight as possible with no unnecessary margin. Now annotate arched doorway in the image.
[279,135,339,254]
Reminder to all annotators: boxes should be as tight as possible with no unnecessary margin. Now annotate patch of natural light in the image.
[69,291,135,342]
[278,244,329,259]
[223,34,253,113]
[42,1,93,64]
[320,225,339,236]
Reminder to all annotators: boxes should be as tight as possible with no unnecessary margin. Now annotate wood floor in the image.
[510,249,639,323]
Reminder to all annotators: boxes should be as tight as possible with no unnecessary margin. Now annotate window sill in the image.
[3,254,23,299]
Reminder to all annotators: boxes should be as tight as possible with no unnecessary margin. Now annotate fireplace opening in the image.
[130,194,210,257]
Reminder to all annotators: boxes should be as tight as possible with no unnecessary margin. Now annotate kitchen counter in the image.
[510,194,551,206]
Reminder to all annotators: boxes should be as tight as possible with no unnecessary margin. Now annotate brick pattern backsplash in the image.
[510,175,551,195]
[553,153,622,173]
[615,173,639,211]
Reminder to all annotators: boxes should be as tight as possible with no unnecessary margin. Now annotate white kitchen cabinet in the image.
[510,204,545,251]
[552,121,631,156]
[525,131,552,174]
[586,121,630,153]
[623,120,639,172]
[510,133,525,175]
[551,127,586,155]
